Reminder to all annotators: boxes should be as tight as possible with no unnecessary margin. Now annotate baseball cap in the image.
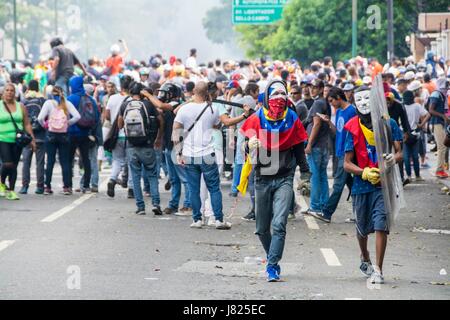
[226,80,240,89]
[343,83,355,91]
[404,71,415,81]
[407,80,422,92]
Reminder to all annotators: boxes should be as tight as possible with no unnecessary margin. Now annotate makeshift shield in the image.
[370,75,406,228]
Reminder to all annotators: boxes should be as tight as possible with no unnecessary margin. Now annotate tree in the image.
[233,0,450,65]
[203,0,234,45]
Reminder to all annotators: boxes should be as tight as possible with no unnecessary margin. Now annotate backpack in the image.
[425,91,445,112]
[77,95,97,129]
[25,97,44,132]
[123,100,159,146]
[48,104,68,133]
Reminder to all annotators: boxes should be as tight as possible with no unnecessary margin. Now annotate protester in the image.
[0,83,35,200]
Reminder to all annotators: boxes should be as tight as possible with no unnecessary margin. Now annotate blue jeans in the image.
[231,133,245,194]
[55,75,70,96]
[185,154,223,222]
[322,157,349,219]
[403,140,420,177]
[165,149,191,210]
[127,147,160,210]
[255,174,294,267]
[307,148,330,211]
[80,145,99,189]
[45,133,71,189]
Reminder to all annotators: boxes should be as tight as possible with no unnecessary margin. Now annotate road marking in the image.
[295,193,320,230]
[41,179,108,223]
[304,216,320,230]
[413,228,450,235]
[41,194,93,222]
[0,240,16,253]
[320,248,342,267]
[345,298,363,300]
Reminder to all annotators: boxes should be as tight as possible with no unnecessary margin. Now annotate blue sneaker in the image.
[266,265,280,282]
[274,264,281,276]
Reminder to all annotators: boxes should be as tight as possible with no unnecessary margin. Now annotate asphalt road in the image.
[0,154,449,300]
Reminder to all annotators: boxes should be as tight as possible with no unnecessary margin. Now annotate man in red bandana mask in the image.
[240,80,310,282]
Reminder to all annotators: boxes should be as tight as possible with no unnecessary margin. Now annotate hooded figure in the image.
[239,80,310,282]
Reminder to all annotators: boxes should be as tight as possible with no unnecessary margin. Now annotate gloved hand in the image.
[383,153,396,169]
[362,167,381,185]
[248,136,261,150]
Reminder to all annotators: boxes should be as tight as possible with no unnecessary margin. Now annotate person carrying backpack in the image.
[38,86,80,195]
[67,76,100,193]
[118,82,164,216]
[19,80,46,195]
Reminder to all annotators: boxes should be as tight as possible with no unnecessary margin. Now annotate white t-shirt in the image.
[106,93,128,137]
[185,56,197,70]
[405,103,428,131]
[174,102,220,157]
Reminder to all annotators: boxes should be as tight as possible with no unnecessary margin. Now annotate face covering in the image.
[267,95,287,120]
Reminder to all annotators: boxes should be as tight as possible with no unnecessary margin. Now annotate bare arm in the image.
[344,151,364,176]
[306,117,322,153]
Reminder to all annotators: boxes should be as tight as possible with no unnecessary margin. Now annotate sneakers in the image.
[207,216,217,226]
[415,176,425,182]
[403,178,411,187]
[421,163,431,169]
[0,183,6,197]
[175,207,193,217]
[91,187,99,194]
[44,187,53,196]
[164,180,172,191]
[127,189,135,199]
[309,211,331,223]
[82,188,92,194]
[6,191,20,201]
[190,220,204,229]
[229,192,238,198]
[436,170,449,179]
[163,207,177,215]
[152,206,163,216]
[288,213,296,220]
[107,180,116,198]
[19,186,28,195]
[35,187,44,195]
[62,188,72,196]
[135,208,146,216]
[369,266,384,284]
[266,265,281,282]
[360,259,375,278]
[345,218,356,223]
[215,220,232,230]
[242,211,256,222]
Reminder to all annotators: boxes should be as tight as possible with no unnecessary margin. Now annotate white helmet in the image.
[110,44,121,55]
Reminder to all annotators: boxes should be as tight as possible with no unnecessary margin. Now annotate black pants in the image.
[0,141,22,191]
[69,136,91,189]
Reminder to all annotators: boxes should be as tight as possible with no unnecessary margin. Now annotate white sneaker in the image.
[207,216,217,226]
[370,266,385,284]
[190,220,203,229]
[215,221,232,230]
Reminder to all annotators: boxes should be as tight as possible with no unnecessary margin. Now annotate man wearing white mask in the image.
[344,86,403,285]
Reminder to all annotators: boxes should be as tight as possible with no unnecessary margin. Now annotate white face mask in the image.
[355,90,371,115]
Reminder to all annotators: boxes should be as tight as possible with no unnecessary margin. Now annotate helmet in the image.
[150,57,161,69]
[110,44,121,55]
[157,83,183,103]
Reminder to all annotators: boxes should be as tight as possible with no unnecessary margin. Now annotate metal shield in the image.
[370,75,406,228]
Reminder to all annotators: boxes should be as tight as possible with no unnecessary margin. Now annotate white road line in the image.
[413,228,450,235]
[41,179,108,223]
[304,216,320,230]
[0,240,16,253]
[295,193,320,230]
[320,248,342,267]
[41,194,93,222]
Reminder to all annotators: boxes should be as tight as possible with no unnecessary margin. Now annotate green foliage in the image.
[203,0,234,44]
[209,0,450,64]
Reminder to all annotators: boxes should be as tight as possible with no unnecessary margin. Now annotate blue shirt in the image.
[335,105,357,158]
[429,91,447,126]
[345,119,402,195]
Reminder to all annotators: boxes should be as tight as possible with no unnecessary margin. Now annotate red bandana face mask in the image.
[268,96,287,120]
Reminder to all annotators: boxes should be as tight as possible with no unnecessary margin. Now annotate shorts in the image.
[352,189,389,237]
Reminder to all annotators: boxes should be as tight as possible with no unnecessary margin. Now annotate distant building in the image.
[409,12,450,61]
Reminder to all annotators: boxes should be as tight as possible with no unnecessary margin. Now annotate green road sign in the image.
[232,0,289,25]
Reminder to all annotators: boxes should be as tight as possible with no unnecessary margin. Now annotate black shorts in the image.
[0,141,22,164]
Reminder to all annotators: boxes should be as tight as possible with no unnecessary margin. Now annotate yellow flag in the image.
[237,156,253,196]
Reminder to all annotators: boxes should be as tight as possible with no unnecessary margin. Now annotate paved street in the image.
[0,154,449,300]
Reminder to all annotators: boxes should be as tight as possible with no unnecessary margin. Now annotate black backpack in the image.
[123,100,159,147]
[77,95,97,129]
[425,91,445,112]
[24,97,45,132]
